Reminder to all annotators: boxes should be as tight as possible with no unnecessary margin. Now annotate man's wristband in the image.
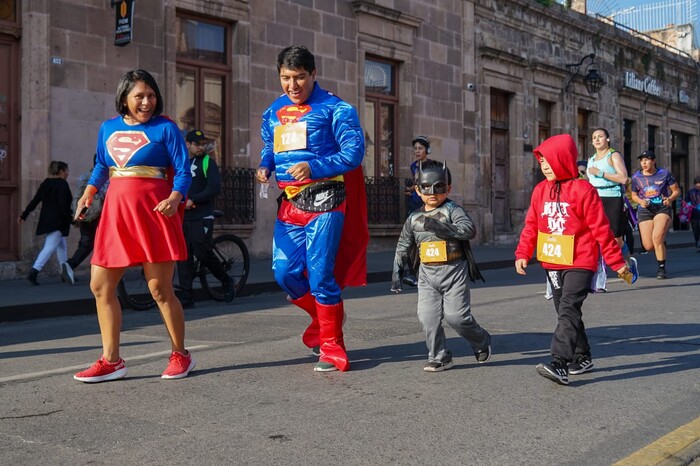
[597,171,604,178]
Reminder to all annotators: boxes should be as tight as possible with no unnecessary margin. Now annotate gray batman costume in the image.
[392,199,490,363]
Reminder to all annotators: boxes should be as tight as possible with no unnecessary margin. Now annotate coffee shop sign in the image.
[624,72,662,96]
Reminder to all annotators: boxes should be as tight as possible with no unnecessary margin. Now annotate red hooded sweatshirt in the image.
[515,134,625,272]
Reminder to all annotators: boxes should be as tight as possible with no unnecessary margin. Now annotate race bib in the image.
[274,122,307,153]
[536,232,574,266]
[420,241,447,263]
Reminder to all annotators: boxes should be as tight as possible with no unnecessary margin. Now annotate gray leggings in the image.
[417,260,490,363]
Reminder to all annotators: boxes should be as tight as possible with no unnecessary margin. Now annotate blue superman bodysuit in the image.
[260,82,367,371]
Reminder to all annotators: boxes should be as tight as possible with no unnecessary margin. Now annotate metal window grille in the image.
[364,176,402,224]
[217,167,256,224]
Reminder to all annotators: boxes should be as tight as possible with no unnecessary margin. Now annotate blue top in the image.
[587,149,622,198]
[260,82,364,184]
[90,115,191,195]
[631,168,677,206]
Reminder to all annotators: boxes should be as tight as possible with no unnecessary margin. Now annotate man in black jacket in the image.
[177,129,234,307]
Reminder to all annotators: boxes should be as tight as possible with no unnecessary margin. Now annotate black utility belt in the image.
[288,180,346,212]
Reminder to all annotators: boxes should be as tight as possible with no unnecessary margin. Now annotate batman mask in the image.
[415,161,451,195]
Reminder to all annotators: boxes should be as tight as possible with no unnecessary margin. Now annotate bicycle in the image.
[117,231,250,311]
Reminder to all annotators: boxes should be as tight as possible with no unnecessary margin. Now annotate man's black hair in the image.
[277,45,316,74]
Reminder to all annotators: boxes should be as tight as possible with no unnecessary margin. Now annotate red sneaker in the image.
[162,351,195,379]
[74,356,127,383]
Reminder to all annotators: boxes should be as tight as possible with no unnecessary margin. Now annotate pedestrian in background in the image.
[630,151,681,279]
[515,134,629,386]
[683,175,700,251]
[400,135,433,287]
[73,69,194,383]
[391,160,491,372]
[61,154,107,285]
[586,128,638,287]
[177,129,234,308]
[18,161,73,286]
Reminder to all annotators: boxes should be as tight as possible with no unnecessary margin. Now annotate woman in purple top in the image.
[630,151,681,279]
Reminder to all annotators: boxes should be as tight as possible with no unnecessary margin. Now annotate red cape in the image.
[334,166,368,287]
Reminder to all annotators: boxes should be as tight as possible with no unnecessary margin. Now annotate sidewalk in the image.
[1,231,694,323]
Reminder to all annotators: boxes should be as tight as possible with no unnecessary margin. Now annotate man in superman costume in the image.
[256,45,367,372]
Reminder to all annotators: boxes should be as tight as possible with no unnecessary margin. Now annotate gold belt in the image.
[109,166,166,178]
[284,175,344,199]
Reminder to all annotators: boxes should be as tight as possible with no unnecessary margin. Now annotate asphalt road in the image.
[1,248,699,465]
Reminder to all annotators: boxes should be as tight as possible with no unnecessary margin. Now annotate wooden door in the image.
[490,91,510,233]
[0,34,19,260]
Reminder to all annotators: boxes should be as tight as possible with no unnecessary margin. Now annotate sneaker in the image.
[74,356,127,383]
[314,361,338,372]
[536,359,569,385]
[222,278,235,303]
[628,257,639,284]
[475,345,491,364]
[656,267,668,280]
[162,351,196,379]
[423,358,454,372]
[61,262,75,285]
[568,355,594,375]
[402,275,418,287]
[311,345,320,357]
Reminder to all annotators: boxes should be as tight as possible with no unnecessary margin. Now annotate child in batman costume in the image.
[391,160,491,372]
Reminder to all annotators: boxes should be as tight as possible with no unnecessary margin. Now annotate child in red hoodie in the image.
[515,134,629,386]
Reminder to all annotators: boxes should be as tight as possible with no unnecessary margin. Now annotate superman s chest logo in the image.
[106,131,150,167]
[276,104,311,125]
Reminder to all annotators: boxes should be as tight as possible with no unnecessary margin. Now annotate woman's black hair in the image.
[48,161,68,176]
[114,69,163,116]
[277,45,316,74]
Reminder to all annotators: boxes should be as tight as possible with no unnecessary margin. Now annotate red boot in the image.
[291,293,320,349]
[315,301,350,372]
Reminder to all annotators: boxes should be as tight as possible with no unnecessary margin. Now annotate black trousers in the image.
[67,220,99,269]
[177,218,229,292]
[545,268,594,363]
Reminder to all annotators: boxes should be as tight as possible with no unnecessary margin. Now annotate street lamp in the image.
[564,53,606,94]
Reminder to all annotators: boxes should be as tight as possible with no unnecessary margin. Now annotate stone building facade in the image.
[0,0,698,278]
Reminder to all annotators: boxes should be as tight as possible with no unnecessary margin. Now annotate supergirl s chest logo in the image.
[276,104,311,125]
[106,131,150,167]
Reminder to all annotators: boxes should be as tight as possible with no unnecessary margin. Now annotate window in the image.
[577,110,590,159]
[364,58,398,177]
[175,15,230,167]
[537,100,552,145]
[623,119,634,172]
[647,125,658,153]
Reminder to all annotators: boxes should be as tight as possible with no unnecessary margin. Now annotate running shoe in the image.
[162,351,196,379]
[423,357,454,372]
[475,345,491,364]
[656,267,668,280]
[74,356,127,383]
[314,361,338,372]
[568,354,594,375]
[628,257,639,284]
[536,359,569,385]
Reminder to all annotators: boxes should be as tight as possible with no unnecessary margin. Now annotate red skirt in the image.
[91,177,187,268]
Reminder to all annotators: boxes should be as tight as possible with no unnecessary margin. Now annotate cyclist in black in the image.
[177,129,234,307]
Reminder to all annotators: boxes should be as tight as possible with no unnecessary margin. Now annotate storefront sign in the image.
[114,0,134,47]
[624,71,661,97]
